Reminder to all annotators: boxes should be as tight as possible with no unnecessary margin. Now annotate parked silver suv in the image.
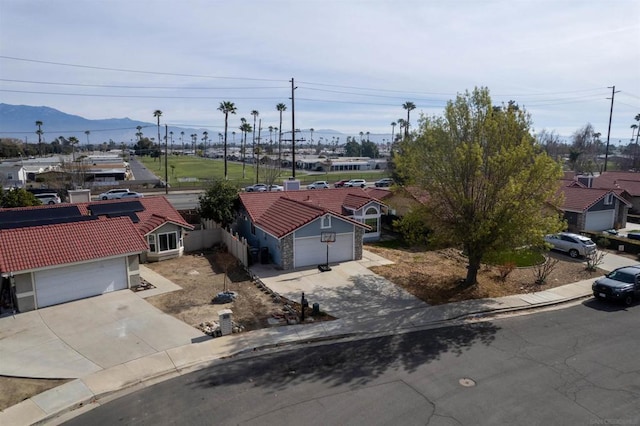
[99,189,131,200]
[544,232,596,258]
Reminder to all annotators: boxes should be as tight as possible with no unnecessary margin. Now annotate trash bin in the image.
[312,303,320,316]
[260,247,269,264]
[249,247,259,265]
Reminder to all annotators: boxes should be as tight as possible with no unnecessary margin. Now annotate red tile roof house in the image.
[0,197,193,312]
[588,171,640,214]
[237,188,387,270]
[558,185,630,232]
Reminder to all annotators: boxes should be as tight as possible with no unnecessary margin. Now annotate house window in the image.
[321,215,332,229]
[365,217,378,233]
[604,193,613,205]
[158,232,178,252]
[363,206,379,234]
[148,234,156,252]
[7,173,13,180]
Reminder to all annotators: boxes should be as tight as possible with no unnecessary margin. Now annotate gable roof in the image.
[0,216,148,273]
[239,188,382,238]
[559,186,630,212]
[592,171,640,196]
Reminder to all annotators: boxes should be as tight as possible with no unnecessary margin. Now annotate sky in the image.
[1,0,639,144]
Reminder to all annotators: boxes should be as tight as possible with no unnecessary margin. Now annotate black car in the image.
[592,265,640,306]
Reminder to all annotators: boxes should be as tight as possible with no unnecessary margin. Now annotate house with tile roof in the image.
[589,171,640,214]
[0,196,193,312]
[237,188,387,269]
[558,185,630,232]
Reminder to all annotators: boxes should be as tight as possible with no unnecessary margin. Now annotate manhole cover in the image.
[459,378,476,387]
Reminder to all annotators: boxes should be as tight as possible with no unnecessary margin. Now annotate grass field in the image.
[138,155,390,188]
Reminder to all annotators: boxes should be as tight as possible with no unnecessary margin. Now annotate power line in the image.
[0,55,287,82]
[0,89,284,100]
[0,78,288,91]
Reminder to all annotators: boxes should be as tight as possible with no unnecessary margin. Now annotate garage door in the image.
[34,257,127,308]
[584,210,615,231]
[294,233,354,268]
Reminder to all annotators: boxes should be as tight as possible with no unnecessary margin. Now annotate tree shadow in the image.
[190,321,499,393]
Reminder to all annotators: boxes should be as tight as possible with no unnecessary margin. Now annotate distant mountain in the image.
[0,104,207,145]
[0,103,392,146]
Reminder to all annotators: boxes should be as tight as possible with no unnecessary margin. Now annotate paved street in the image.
[63,302,640,426]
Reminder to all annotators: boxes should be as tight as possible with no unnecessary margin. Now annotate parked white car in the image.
[99,189,131,200]
[245,183,268,192]
[544,232,596,258]
[35,193,61,204]
[345,179,367,188]
[307,181,329,189]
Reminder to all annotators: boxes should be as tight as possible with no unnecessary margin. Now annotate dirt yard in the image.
[366,245,604,305]
[142,249,290,332]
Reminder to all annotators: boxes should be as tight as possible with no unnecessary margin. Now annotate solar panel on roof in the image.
[0,215,98,230]
[0,205,83,229]
[88,200,144,216]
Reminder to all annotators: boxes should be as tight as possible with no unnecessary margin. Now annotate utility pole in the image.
[291,78,297,178]
[164,124,169,195]
[256,118,261,184]
[604,85,619,172]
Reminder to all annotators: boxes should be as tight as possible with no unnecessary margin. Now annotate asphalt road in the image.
[64,300,640,426]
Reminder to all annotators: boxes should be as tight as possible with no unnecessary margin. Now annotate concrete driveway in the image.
[250,250,429,321]
[0,291,204,379]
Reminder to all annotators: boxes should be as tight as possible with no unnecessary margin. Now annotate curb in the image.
[26,291,593,425]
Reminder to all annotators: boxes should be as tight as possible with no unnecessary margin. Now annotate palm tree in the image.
[191,134,197,153]
[390,122,397,144]
[268,126,274,144]
[276,103,287,165]
[202,131,208,157]
[35,120,43,156]
[69,136,79,162]
[397,118,406,141]
[402,101,416,138]
[136,126,143,142]
[169,131,174,154]
[85,130,90,145]
[217,101,237,180]
[310,128,315,145]
[251,110,259,165]
[366,131,370,142]
[239,118,252,179]
[153,110,162,162]
[180,131,185,154]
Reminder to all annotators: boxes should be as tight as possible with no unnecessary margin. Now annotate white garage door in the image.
[35,257,127,308]
[584,210,615,231]
[294,233,354,268]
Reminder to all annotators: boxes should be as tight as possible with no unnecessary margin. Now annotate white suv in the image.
[345,179,367,188]
[99,189,131,200]
[35,193,61,204]
[544,232,596,258]
[307,181,329,189]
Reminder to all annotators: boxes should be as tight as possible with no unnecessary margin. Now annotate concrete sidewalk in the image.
[2,252,636,425]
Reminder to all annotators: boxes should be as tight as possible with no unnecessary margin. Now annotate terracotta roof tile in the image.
[239,188,380,238]
[559,186,630,212]
[592,172,640,196]
[0,216,148,273]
